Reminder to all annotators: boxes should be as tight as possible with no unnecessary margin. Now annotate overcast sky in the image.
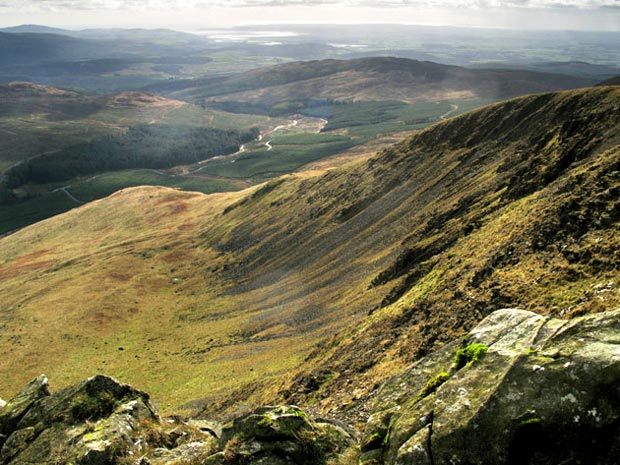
[0,0,618,30]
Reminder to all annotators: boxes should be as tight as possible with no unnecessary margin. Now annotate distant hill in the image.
[0,31,110,65]
[0,27,210,71]
[0,27,218,92]
[0,24,206,45]
[0,82,181,171]
[597,75,620,86]
[0,82,261,176]
[470,60,620,79]
[0,86,617,416]
[0,82,183,119]
[0,24,70,34]
[0,81,216,172]
[69,27,207,45]
[0,81,77,98]
[0,81,268,231]
[149,57,595,111]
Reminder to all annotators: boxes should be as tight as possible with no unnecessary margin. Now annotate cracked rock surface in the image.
[361,308,620,465]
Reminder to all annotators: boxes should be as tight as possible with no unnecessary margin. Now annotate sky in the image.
[0,0,618,31]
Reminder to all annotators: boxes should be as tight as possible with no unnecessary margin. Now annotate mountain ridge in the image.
[148,56,595,107]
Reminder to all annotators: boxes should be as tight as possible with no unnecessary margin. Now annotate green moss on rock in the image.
[416,372,450,402]
[454,343,488,370]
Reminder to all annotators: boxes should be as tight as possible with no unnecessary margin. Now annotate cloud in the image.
[212,0,620,7]
[346,0,620,7]
[3,0,620,10]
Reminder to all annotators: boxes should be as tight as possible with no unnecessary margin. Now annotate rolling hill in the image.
[150,57,595,109]
[0,27,208,67]
[470,60,620,80]
[0,81,241,171]
[0,86,618,420]
[0,82,268,232]
[0,24,207,45]
[0,27,216,92]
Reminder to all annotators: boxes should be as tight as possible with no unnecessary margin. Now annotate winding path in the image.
[53,186,84,204]
[440,104,459,121]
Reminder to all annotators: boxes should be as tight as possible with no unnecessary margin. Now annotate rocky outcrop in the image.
[3,308,620,464]
[218,405,355,465]
[362,308,620,465]
[0,378,353,465]
[0,375,49,440]
[0,374,161,464]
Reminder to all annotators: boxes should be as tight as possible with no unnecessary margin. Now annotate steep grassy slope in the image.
[151,57,594,107]
[0,87,618,418]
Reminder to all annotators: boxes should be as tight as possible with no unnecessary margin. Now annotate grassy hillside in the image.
[0,80,479,235]
[0,31,109,65]
[0,27,305,93]
[0,87,618,420]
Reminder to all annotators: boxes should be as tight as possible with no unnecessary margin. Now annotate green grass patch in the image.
[317,99,498,138]
[269,133,347,145]
[0,191,77,234]
[519,417,542,427]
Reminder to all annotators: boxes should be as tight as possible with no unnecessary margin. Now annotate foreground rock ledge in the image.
[1,308,620,464]
[362,308,620,465]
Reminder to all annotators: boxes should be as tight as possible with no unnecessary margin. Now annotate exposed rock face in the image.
[362,308,620,465]
[0,375,49,438]
[0,374,159,464]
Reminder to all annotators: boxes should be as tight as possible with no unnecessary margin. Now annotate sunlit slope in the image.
[0,87,618,416]
[0,187,307,411]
